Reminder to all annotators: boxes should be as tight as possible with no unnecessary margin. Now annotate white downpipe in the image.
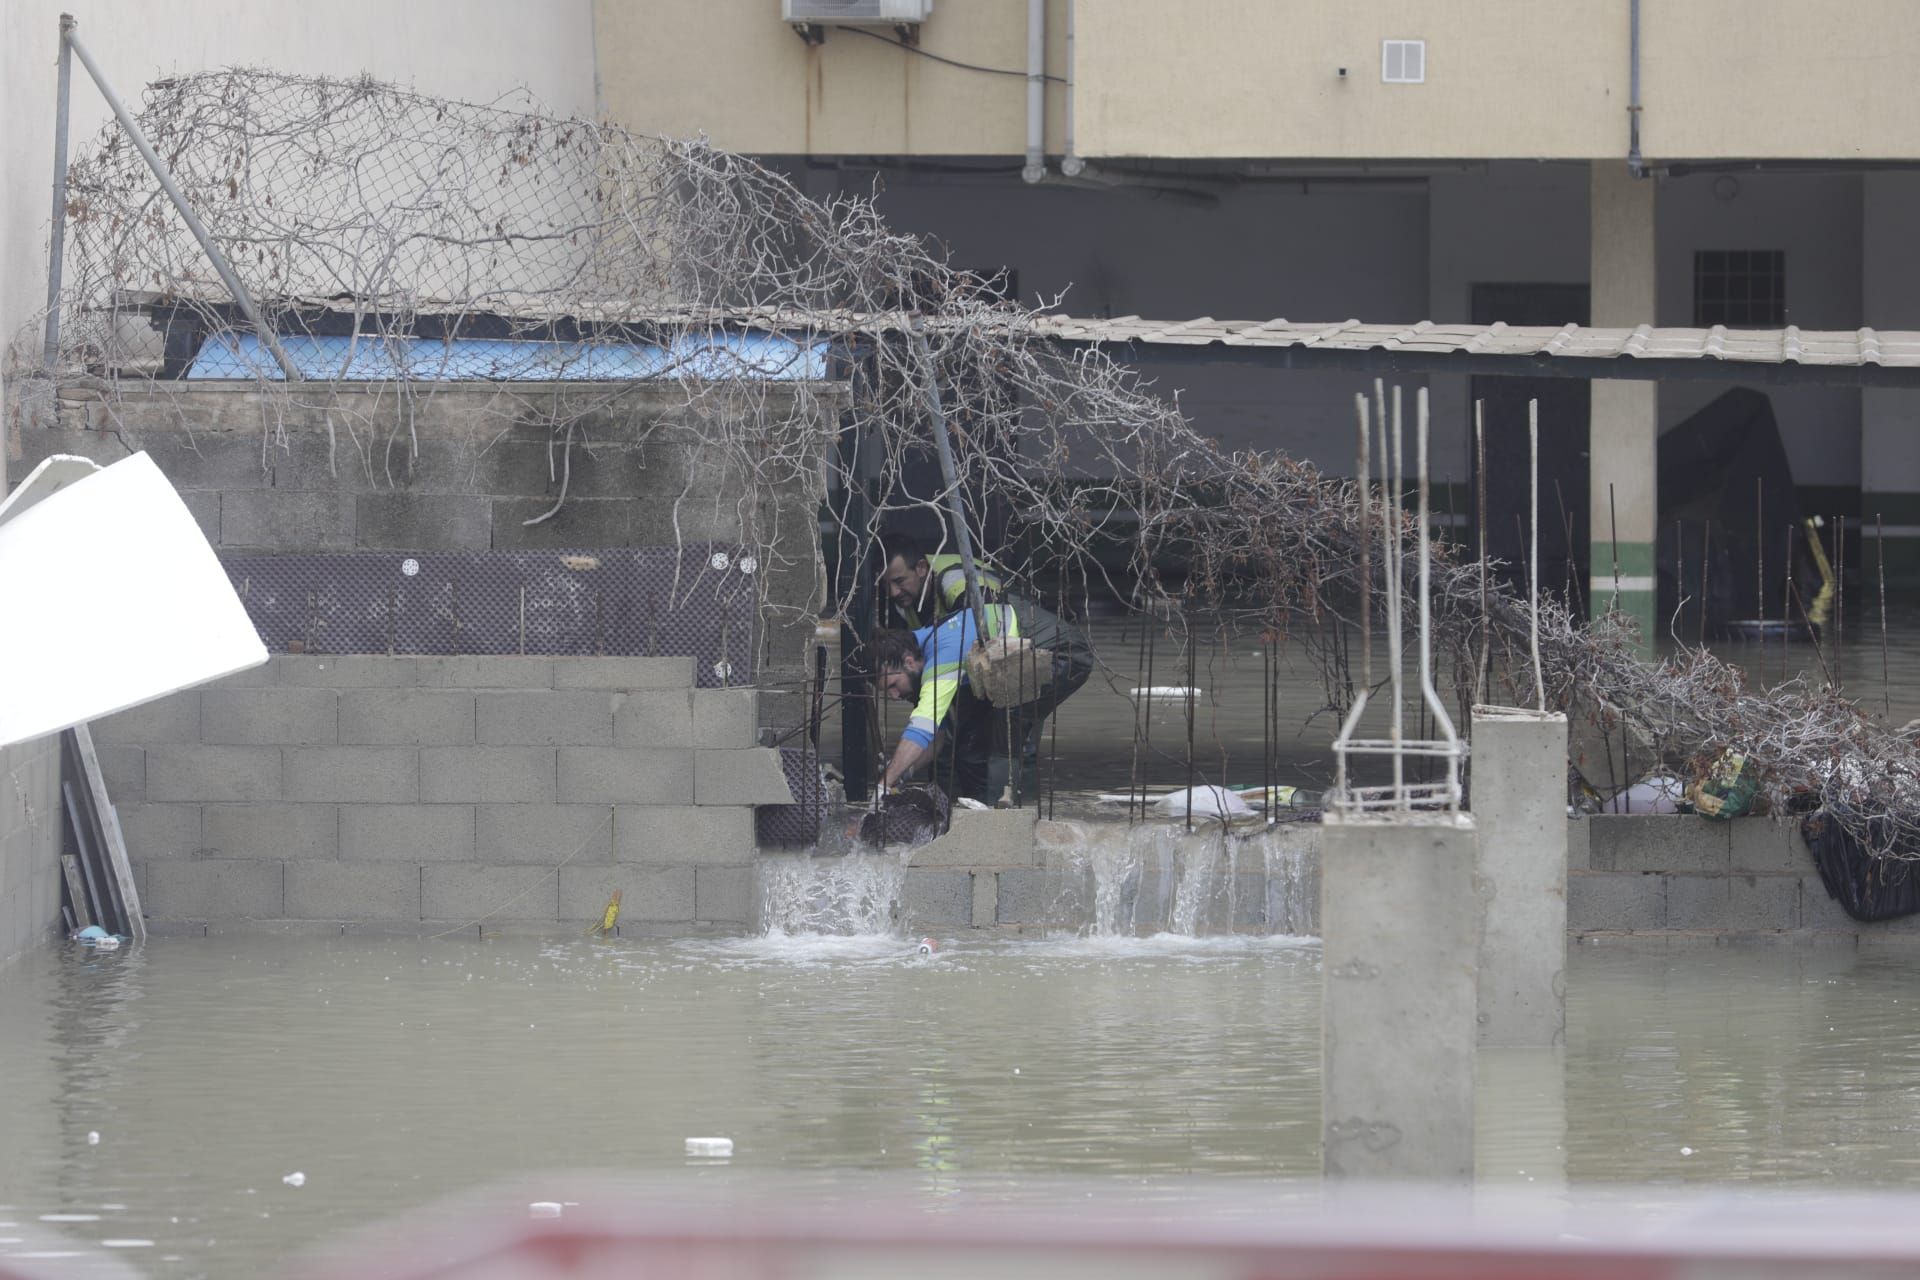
[1061,0,1084,177]
[1023,0,1047,184]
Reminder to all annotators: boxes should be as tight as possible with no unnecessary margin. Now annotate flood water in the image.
[7,936,1920,1277]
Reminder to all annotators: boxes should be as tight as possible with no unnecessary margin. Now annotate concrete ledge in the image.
[908,808,1039,868]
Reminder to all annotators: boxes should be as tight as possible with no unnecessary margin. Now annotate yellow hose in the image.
[1803,517,1835,628]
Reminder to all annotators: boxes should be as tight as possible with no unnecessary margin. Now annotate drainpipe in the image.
[1022,0,1047,184]
[1060,0,1084,178]
[1627,0,1644,177]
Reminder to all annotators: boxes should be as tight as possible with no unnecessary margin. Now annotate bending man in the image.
[870,596,1092,806]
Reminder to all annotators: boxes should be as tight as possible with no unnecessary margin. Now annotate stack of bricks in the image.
[92,655,793,935]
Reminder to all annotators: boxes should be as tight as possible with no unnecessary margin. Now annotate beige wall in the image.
[596,1,1920,163]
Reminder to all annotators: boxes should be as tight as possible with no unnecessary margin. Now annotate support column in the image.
[1470,707,1568,1047]
[1589,161,1658,652]
[1321,811,1479,1181]
[1862,173,1920,583]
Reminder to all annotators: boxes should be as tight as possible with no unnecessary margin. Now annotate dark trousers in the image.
[936,655,1089,806]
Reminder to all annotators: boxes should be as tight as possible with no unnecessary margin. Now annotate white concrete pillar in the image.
[1863,172,1920,583]
[1589,161,1658,651]
[1470,707,1568,1047]
[1321,811,1479,1181]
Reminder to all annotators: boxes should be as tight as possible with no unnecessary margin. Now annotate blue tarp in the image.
[186,332,830,381]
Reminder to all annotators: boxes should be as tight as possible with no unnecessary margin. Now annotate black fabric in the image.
[1801,809,1920,923]
[858,783,951,848]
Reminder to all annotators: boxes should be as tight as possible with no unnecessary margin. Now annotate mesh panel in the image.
[221,544,759,686]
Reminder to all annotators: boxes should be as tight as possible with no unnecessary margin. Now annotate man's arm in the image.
[882,735,930,790]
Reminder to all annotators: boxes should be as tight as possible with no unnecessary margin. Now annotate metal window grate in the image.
[1693,249,1786,327]
[1382,40,1426,84]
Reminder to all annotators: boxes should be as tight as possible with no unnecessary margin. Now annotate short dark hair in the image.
[880,532,933,567]
[868,629,922,674]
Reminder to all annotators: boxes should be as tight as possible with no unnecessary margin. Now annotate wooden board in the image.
[70,724,145,941]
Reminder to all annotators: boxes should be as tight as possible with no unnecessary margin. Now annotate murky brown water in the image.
[7,936,1920,1277]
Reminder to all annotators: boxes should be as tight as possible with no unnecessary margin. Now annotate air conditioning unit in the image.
[783,0,933,26]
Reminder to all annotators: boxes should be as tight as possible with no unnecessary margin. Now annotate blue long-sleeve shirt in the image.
[901,603,1019,749]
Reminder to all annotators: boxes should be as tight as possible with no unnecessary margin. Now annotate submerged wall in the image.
[92,654,792,935]
[0,736,62,967]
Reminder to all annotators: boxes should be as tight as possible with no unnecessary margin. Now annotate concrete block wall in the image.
[0,736,63,968]
[1568,814,1920,941]
[93,655,788,935]
[17,381,838,728]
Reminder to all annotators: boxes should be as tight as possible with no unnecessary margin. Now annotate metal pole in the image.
[62,26,304,382]
[1529,399,1545,711]
[41,14,76,367]
[908,327,989,642]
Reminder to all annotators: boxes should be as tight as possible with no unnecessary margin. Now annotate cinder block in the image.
[902,869,973,928]
[92,692,201,745]
[559,864,694,922]
[558,748,693,805]
[692,689,759,748]
[285,862,420,921]
[612,690,694,747]
[1665,873,1800,931]
[146,859,283,919]
[477,805,613,864]
[341,805,475,862]
[1566,872,1665,932]
[693,749,793,806]
[274,655,420,687]
[147,745,281,803]
[971,869,997,926]
[115,803,201,860]
[1566,817,1591,872]
[284,748,419,803]
[339,689,476,745]
[552,657,694,690]
[420,747,556,803]
[1798,875,1860,932]
[476,691,616,746]
[422,864,557,923]
[616,806,754,864]
[97,745,147,802]
[492,496,631,550]
[696,865,756,923]
[909,808,1038,867]
[414,656,554,689]
[202,688,339,745]
[1730,818,1812,873]
[995,867,1057,923]
[203,803,337,861]
[220,490,354,550]
[180,490,221,543]
[356,493,493,551]
[1587,815,1730,872]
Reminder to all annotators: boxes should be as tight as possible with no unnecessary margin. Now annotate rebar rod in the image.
[42,15,75,366]
[1475,398,1490,703]
[1880,513,1892,719]
[1529,398,1545,711]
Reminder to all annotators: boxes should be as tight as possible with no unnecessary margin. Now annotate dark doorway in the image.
[1469,284,1591,606]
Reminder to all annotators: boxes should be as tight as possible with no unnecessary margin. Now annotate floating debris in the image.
[684,1137,733,1158]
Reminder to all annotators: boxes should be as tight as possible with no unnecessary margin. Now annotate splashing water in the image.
[1059,820,1319,938]
[757,849,910,937]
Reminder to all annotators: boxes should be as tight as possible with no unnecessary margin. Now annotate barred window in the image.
[1693,250,1785,327]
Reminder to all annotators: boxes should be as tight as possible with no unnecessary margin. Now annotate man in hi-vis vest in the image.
[880,533,1006,631]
